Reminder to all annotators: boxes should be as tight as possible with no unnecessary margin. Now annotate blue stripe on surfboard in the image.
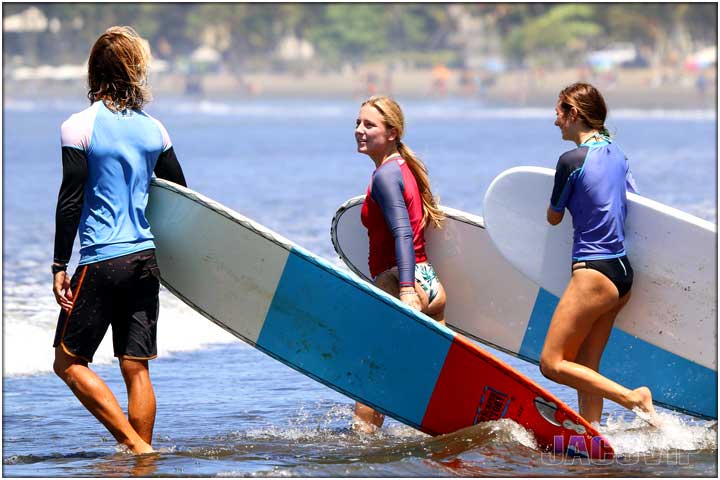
[257,247,454,427]
[519,288,717,419]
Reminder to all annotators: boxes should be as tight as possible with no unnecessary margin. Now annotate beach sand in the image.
[4,66,716,110]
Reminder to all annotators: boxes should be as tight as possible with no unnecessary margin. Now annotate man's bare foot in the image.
[631,386,661,427]
[128,439,155,455]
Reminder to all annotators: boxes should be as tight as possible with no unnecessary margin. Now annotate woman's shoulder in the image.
[371,159,404,190]
[374,157,402,175]
[557,145,588,170]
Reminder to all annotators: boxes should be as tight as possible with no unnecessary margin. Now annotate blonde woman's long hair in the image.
[363,96,445,229]
[87,26,152,111]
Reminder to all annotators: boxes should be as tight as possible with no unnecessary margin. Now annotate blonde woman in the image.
[353,96,447,433]
[51,26,186,454]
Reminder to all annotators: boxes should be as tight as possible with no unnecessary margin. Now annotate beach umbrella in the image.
[685,46,717,71]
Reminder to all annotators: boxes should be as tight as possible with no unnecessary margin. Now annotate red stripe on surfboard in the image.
[421,334,487,435]
[420,334,614,459]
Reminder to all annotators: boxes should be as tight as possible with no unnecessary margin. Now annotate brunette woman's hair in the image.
[362,96,445,229]
[558,82,610,137]
[87,26,151,111]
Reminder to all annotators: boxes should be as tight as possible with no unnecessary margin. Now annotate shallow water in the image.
[4,343,717,477]
[3,97,717,476]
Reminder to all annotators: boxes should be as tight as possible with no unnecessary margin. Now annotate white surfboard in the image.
[332,194,717,419]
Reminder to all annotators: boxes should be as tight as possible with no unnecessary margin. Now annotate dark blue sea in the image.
[3,96,717,477]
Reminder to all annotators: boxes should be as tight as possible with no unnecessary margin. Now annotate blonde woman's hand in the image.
[399,289,422,311]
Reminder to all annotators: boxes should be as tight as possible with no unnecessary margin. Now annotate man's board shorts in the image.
[53,249,160,363]
[376,261,441,304]
[572,255,634,298]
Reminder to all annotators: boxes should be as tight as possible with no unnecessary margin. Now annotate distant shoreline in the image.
[4,67,716,110]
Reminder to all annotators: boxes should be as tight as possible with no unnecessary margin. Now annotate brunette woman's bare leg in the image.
[539,270,656,421]
[574,294,629,423]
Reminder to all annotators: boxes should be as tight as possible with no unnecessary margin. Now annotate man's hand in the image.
[53,271,73,312]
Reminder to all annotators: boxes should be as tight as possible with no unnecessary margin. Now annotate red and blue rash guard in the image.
[550,137,638,261]
[360,155,427,287]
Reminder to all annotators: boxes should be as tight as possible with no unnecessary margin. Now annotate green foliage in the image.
[505,4,603,63]
[306,4,391,64]
[5,3,717,70]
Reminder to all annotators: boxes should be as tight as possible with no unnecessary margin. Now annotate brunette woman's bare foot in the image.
[631,386,661,427]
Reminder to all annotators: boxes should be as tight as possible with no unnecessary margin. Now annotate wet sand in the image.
[4,66,716,110]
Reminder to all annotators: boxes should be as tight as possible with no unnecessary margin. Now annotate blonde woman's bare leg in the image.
[417,280,446,325]
[539,270,656,420]
[413,263,446,325]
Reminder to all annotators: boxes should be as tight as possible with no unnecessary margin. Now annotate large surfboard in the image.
[483,166,717,418]
[331,195,717,419]
[146,178,613,459]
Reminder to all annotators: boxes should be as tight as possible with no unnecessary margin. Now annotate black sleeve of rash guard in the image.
[154,146,187,187]
[549,147,587,211]
[54,147,88,264]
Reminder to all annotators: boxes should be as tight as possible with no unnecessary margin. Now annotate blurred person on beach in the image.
[541,82,658,426]
[51,26,187,454]
[431,63,450,97]
[352,95,447,433]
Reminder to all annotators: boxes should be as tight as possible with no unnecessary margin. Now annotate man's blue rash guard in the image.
[372,161,415,286]
[54,101,187,266]
[550,137,638,261]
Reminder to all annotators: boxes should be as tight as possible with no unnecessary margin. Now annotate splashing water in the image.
[603,411,717,455]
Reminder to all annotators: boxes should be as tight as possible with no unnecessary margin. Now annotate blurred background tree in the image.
[2,3,716,72]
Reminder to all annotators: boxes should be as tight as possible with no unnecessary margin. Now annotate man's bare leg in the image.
[53,346,153,454]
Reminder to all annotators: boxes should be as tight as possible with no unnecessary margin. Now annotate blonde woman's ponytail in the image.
[397,142,445,229]
[363,95,445,229]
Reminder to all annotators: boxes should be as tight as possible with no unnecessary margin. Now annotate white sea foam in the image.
[602,412,717,455]
[2,289,235,377]
[165,102,717,122]
[4,98,715,122]
[172,100,347,119]
[487,418,539,450]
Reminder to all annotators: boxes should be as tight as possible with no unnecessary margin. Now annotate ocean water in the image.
[2,97,717,477]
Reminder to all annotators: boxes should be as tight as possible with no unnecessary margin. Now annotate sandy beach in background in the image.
[4,66,717,110]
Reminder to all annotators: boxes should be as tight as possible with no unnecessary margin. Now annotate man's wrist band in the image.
[51,263,68,274]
